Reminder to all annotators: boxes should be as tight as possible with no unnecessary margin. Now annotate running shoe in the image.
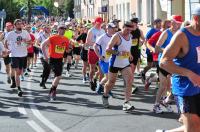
[160,101,173,113]
[122,101,135,111]
[102,95,109,108]
[40,82,47,89]
[141,72,146,83]
[89,81,96,91]
[96,84,104,94]
[82,77,87,84]
[153,104,163,114]
[65,71,72,77]
[10,83,16,88]
[18,88,23,97]
[49,88,56,101]
[27,68,31,72]
[7,77,11,84]
[20,75,24,81]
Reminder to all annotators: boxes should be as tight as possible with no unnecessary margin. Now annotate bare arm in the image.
[160,31,200,87]
[155,31,167,53]
[41,38,50,61]
[139,29,145,46]
[85,30,94,47]
[147,42,155,53]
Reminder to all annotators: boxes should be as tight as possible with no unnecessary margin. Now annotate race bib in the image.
[119,52,130,59]
[55,45,65,54]
[132,39,138,46]
[105,51,112,59]
[196,46,200,63]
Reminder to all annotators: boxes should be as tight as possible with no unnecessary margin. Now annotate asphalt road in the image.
[0,59,181,132]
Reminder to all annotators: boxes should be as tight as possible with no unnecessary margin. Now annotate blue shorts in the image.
[99,60,109,74]
[174,93,200,117]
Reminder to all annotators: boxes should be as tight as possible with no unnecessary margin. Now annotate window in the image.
[116,4,118,19]
[127,2,130,20]
[137,0,142,21]
[123,3,125,20]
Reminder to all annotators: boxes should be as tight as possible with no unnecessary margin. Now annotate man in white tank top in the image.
[102,21,135,111]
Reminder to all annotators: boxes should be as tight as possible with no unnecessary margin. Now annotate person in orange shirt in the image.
[41,23,69,101]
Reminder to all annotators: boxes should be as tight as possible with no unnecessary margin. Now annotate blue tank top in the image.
[158,29,173,63]
[172,28,200,96]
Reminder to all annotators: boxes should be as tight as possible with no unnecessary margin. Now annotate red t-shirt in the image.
[27,33,35,53]
[148,31,162,61]
[48,35,69,58]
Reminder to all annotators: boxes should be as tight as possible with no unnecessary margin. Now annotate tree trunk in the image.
[27,0,31,24]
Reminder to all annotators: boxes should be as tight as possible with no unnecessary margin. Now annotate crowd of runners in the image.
[0,5,200,132]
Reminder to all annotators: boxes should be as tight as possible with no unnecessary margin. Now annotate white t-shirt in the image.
[37,32,49,58]
[6,30,31,57]
[96,33,112,62]
[0,41,4,56]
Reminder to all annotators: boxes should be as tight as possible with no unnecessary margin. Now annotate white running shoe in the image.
[153,104,163,114]
[122,101,135,111]
[65,71,71,77]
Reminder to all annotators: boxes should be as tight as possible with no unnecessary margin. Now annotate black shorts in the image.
[147,54,153,62]
[159,67,170,77]
[49,58,63,77]
[34,46,39,54]
[63,51,73,58]
[27,53,34,58]
[109,65,130,73]
[73,47,81,55]
[80,48,88,62]
[130,47,140,65]
[3,55,11,65]
[174,93,200,117]
[11,57,27,69]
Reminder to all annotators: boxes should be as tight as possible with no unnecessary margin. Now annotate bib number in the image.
[132,39,138,46]
[55,45,65,54]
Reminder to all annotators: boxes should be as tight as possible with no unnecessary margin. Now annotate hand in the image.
[44,58,48,63]
[187,71,200,87]
[100,56,105,61]
[129,55,133,61]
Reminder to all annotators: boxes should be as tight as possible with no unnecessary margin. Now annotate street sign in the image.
[0,10,6,19]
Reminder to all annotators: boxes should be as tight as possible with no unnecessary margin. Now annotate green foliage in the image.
[0,0,74,22]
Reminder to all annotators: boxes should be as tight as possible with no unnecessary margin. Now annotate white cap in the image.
[107,23,117,28]
[57,23,66,29]
[192,5,200,15]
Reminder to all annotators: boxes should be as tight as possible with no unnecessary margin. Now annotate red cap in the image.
[6,22,13,27]
[94,17,103,24]
[171,15,183,23]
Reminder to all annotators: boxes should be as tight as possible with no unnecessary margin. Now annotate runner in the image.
[153,15,182,114]
[41,23,69,101]
[130,17,145,93]
[102,21,134,111]
[86,17,105,91]
[156,6,200,132]
[141,19,162,83]
[4,19,31,97]
[94,23,116,96]
[76,25,89,83]
[35,24,51,89]
[3,22,13,84]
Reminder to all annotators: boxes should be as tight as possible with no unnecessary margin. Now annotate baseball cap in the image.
[107,23,117,28]
[94,17,103,24]
[112,19,121,23]
[58,23,66,29]
[130,18,139,24]
[192,5,200,15]
[171,15,183,23]
[6,22,13,27]
[124,21,133,28]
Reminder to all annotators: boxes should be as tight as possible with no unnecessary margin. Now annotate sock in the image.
[67,63,71,72]
[11,76,15,84]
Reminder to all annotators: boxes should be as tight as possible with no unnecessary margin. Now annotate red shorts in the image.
[88,49,99,64]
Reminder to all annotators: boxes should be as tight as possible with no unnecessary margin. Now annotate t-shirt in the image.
[6,30,31,57]
[27,33,35,53]
[0,41,4,56]
[48,35,69,59]
[96,33,112,62]
[37,32,49,58]
[145,28,160,55]
[148,31,162,61]
[64,30,74,40]
[76,33,87,43]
